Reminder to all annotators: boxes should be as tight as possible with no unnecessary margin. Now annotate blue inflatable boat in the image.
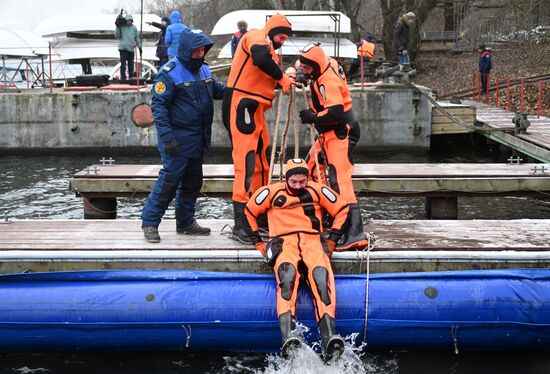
[0,269,548,351]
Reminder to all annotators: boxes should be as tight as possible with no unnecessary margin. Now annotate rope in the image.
[278,89,294,182]
[360,231,376,344]
[269,90,285,181]
[292,87,300,158]
[300,86,323,183]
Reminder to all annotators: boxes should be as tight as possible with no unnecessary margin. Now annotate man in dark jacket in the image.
[231,20,248,58]
[478,44,492,96]
[141,28,226,243]
[392,12,415,65]
[147,16,171,67]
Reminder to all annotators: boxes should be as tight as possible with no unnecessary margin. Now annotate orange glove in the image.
[255,242,267,256]
[278,74,293,94]
[325,239,337,257]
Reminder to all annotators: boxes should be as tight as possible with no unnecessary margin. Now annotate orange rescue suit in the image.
[357,39,375,60]
[300,46,358,204]
[223,13,293,203]
[245,178,349,321]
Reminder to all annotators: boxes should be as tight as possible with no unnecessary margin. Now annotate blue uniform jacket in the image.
[479,50,492,73]
[151,28,225,158]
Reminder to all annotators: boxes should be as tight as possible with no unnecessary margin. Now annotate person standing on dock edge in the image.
[478,44,492,96]
[114,13,141,82]
[298,44,369,250]
[245,159,349,361]
[141,28,225,243]
[222,13,294,244]
[392,12,415,65]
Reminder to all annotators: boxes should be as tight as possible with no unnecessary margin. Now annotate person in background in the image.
[245,158,348,361]
[392,11,415,65]
[222,13,294,244]
[147,16,171,67]
[114,13,141,82]
[141,28,225,243]
[165,10,187,59]
[478,44,492,96]
[231,20,248,58]
[347,34,375,80]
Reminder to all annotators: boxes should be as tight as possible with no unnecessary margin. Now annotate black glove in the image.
[296,72,307,85]
[163,140,180,156]
[299,109,317,124]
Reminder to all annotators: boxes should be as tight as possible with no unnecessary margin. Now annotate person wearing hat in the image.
[114,13,142,81]
[244,158,349,361]
[347,34,376,80]
[140,28,226,243]
[222,13,294,244]
[478,44,492,96]
[298,43,369,251]
[231,20,248,58]
[392,11,416,65]
[147,16,171,67]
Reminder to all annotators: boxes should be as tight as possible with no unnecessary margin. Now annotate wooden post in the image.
[425,196,458,220]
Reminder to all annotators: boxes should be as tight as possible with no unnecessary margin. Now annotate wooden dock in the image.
[465,100,550,163]
[70,163,550,219]
[1,219,549,275]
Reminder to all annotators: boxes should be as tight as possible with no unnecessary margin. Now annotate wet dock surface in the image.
[1,219,549,274]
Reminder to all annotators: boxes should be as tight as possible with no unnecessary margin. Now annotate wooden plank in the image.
[1,219,550,251]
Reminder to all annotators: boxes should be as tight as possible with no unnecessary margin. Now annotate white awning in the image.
[35,14,162,37]
[0,28,50,57]
[51,39,157,61]
[211,10,351,35]
[218,37,357,59]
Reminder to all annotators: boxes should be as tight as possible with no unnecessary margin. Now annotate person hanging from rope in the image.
[298,43,368,250]
[222,13,294,243]
[245,158,348,361]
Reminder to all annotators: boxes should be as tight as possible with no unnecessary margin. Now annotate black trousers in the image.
[119,50,135,81]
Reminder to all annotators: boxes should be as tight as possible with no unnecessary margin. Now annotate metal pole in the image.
[360,52,364,91]
[26,60,29,89]
[41,56,46,87]
[495,76,500,108]
[485,73,490,104]
[2,55,6,92]
[139,0,143,81]
[507,77,511,111]
[49,43,53,95]
[538,80,542,118]
[520,78,525,112]
[472,72,475,100]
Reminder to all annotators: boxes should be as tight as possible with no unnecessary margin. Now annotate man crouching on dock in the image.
[244,159,348,361]
[141,28,225,243]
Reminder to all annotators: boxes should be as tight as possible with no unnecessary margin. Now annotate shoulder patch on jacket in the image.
[154,81,166,94]
[163,62,176,72]
[255,188,270,205]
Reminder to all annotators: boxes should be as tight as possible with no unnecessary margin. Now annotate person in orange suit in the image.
[297,43,368,250]
[222,13,294,244]
[245,158,348,361]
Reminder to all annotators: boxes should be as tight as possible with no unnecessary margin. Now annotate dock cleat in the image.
[176,219,211,236]
[142,226,161,243]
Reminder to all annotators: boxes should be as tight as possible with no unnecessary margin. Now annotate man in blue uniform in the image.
[478,44,492,96]
[141,28,225,243]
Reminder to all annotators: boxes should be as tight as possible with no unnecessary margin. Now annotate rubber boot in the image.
[318,313,344,362]
[337,203,369,250]
[230,201,253,244]
[279,311,301,359]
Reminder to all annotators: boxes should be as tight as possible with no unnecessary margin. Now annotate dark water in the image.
[0,143,549,373]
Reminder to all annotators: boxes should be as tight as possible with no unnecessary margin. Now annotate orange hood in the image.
[264,13,292,40]
[299,44,328,80]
